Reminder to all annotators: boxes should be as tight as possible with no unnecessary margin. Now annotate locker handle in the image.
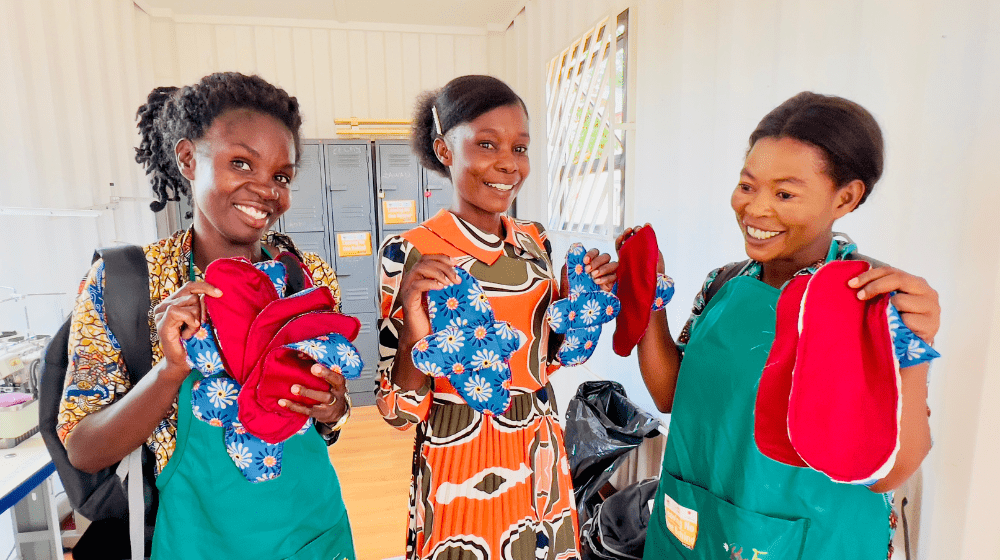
[377,190,386,199]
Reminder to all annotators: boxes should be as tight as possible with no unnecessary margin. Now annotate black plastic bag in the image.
[564,380,661,525]
[580,477,659,560]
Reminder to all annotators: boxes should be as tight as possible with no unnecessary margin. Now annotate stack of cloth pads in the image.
[183,255,363,482]
[754,260,940,485]
[410,267,527,416]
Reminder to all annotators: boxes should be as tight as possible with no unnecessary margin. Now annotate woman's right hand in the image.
[153,281,223,378]
[396,255,460,342]
[616,224,665,274]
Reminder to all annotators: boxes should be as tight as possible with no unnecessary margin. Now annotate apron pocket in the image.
[653,472,808,560]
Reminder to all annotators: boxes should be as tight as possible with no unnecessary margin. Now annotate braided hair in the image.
[411,75,526,178]
[135,72,303,213]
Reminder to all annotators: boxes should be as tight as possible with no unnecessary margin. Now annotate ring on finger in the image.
[326,394,337,407]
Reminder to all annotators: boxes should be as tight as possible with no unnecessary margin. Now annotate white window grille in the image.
[546,9,630,237]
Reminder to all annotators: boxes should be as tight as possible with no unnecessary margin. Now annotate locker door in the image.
[375,141,422,239]
[325,140,378,317]
[345,312,378,406]
[325,141,375,231]
[281,142,330,263]
[422,166,453,219]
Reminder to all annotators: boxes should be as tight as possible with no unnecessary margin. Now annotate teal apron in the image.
[644,276,890,559]
[152,372,356,560]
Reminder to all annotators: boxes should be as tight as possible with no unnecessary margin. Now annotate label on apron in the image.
[665,492,699,549]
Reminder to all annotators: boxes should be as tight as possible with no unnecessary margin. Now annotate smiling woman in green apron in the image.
[58,73,356,560]
[621,92,940,559]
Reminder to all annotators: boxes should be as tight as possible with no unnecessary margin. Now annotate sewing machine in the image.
[0,331,49,449]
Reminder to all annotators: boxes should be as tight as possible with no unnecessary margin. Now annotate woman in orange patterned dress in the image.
[376,75,618,560]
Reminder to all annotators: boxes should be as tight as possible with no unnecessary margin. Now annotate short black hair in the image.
[135,72,303,214]
[749,92,884,206]
[411,75,527,177]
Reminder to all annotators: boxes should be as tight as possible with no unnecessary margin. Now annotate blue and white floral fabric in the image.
[650,274,676,312]
[183,259,363,483]
[410,267,526,416]
[887,301,940,368]
[545,243,620,366]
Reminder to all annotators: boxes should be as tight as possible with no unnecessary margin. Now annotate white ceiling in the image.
[139,0,524,30]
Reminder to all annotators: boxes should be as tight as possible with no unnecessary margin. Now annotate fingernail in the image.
[857,290,866,299]
[291,385,300,395]
[848,278,859,287]
[311,364,322,374]
[278,399,288,407]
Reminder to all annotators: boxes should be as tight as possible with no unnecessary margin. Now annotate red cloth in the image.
[612,226,659,356]
[754,274,810,468]
[204,259,280,381]
[239,310,361,444]
[242,288,340,384]
[786,261,899,483]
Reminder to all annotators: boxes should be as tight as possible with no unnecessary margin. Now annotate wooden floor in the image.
[328,404,415,560]
[62,405,416,560]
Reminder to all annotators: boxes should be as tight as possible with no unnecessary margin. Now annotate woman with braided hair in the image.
[58,72,356,559]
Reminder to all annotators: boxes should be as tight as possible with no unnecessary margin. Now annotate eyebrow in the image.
[236,142,260,158]
[478,128,530,139]
[740,168,806,186]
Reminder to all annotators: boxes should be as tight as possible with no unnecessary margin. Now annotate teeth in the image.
[747,226,781,240]
[486,183,514,191]
[235,204,268,220]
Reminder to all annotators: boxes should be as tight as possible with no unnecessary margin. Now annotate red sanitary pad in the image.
[239,310,361,444]
[612,226,659,357]
[756,261,900,484]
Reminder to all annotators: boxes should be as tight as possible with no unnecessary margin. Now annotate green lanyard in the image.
[188,246,273,282]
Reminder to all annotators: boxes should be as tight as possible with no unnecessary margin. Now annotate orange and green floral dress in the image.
[376,210,581,560]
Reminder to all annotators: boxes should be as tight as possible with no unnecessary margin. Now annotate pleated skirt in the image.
[406,387,581,560]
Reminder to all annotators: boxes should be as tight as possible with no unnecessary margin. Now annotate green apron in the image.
[152,371,356,560]
[644,276,890,560]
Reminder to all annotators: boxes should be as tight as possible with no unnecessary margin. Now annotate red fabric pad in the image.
[239,311,361,444]
[613,226,659,357]
[755,274,809,468]
[204,258,280,380]
[787,261,899,483]
[241,287,339,384]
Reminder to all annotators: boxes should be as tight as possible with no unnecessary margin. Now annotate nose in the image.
[743,190,772,218]
[495,149,518,175]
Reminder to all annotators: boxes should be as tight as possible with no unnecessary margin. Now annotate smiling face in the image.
[731,137,862,270]
[178,108,296,248]
[434,103,530,233]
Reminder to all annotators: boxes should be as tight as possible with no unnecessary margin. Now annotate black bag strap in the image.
[846,251,889,269]
[277,252,308,296]
[94,246,152,382]
[704,259,749,306]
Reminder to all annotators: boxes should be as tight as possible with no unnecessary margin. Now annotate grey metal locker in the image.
[421,166,453,219]
[325,140,378,317]
[281,141,331,263]
[345,312,378,406]
[375,141,423,239]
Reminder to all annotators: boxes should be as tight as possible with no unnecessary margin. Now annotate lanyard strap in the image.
[188,246,273,282]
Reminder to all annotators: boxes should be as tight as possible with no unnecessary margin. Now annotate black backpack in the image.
[39,245,157,556]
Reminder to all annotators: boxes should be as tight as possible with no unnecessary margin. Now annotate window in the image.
[545,9,630,237]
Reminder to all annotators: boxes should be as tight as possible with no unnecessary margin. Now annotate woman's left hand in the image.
[279,362,349,424]
[849,266,940,345]
[561,248,618,297]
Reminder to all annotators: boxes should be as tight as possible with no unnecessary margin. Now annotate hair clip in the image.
[431,105,443,136]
